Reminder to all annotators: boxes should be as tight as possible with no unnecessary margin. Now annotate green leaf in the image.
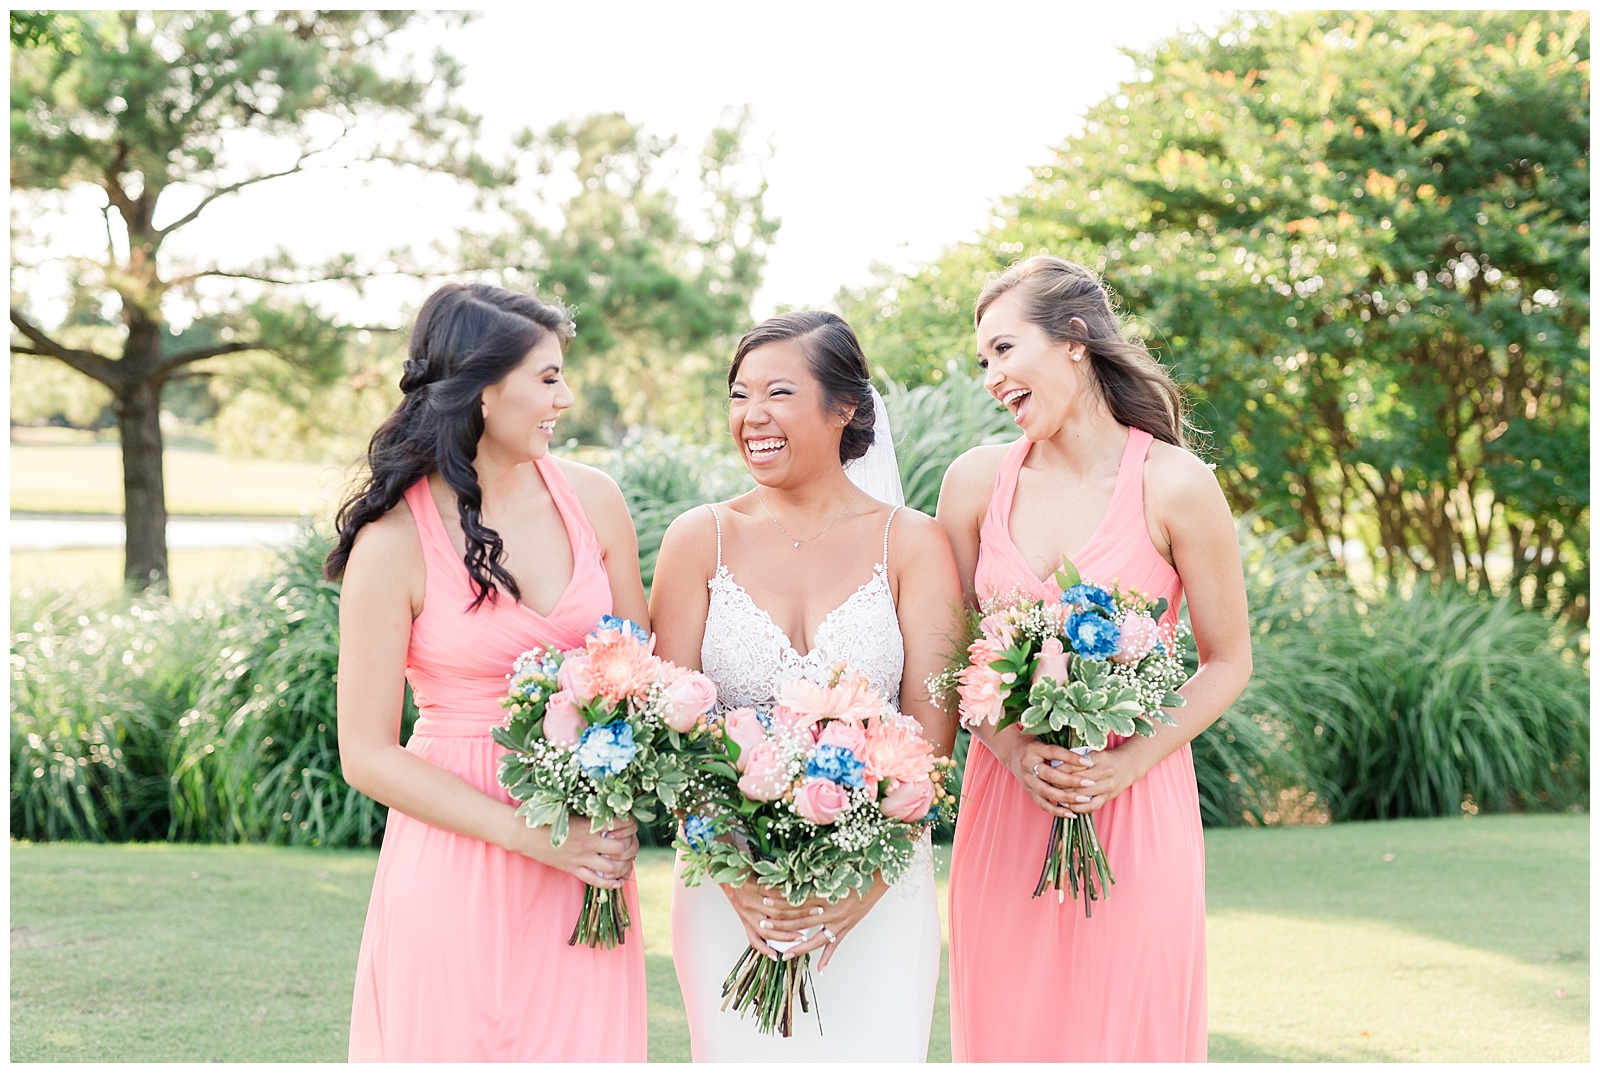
[1055,558,1082,590]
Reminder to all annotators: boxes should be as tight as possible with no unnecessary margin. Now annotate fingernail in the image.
[1076,795,1090,803]
[758,919,771,929]
[811,907,825,916]
[762,897,774,907]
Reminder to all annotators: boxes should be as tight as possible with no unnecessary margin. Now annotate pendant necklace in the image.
[754,488,856,549]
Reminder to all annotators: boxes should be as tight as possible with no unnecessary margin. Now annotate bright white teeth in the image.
[747,437,786,457]
[1002,389,1030,408]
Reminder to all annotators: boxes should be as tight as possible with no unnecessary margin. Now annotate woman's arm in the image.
[1065,447,1253,815]
[565,461,649,628]
[646,506,716,670]
[891,510,963,757]
[335,505,638,886]
[935,445,1006,609]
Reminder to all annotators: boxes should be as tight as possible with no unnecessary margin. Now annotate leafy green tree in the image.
[9,10,492,592]
[467,107,779,443]
[843,10,1590,619]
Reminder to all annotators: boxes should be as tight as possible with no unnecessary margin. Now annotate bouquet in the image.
[929,559,1190,915]
[494,615,718,948]
[675,668,954,1037]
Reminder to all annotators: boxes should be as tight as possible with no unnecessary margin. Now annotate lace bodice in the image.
[700,504,905,712]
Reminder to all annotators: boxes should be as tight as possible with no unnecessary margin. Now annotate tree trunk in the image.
[114,378,169,594]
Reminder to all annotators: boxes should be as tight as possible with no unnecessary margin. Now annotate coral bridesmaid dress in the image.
[347,457,647,1062]
[948,427,1206,1062]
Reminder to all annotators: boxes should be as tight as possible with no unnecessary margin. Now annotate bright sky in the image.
[445,2,1227,317]
[14,3,1229,328]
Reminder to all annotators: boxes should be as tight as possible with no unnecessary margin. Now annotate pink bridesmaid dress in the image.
[948,426,1206,1062]
[347,457,647,1062]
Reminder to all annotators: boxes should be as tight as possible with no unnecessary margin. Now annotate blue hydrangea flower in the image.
[1064,611,1121,661]
[806,743,866,789]
[574,721,637,779]
[755,709,773,731]
[683,814,714,852]
[1061,584,1115,615]
[593,615,649,642]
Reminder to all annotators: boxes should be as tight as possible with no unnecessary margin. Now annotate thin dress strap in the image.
[880,506,903,569]
[705,503,723,570]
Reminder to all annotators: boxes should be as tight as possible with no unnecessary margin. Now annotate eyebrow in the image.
[536,363,562,376]
[730,377,799,389]
[979,332,1014,351]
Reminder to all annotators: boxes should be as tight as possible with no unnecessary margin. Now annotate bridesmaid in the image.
[938,256,1251,1062]
[327,283,649,1061]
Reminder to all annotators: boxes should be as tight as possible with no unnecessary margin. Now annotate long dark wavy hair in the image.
[728,310,876,464]
[324,282,575,609]
[976,256,1194,447]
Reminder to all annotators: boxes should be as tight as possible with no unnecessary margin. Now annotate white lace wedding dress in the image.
[671,504,941,1062]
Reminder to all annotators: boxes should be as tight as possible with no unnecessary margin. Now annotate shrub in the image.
[1260,584,1590,820]
[11,587,226,841]
[170,530,416,847]
[881,376,1016,516]
[603,432,746,591]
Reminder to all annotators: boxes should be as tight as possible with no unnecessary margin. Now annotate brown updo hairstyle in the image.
[728,311,876,465]
[975,256,1192,447]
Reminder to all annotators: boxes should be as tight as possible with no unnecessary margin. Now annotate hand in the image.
[996,733,1093,819]
[777,877,891,970]
[1066,743,1144,816]
[512,815,640,888]
[721,881,824,960]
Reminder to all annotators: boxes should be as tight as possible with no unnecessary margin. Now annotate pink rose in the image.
[723,707,768,770]
[1113,613,1161,664]
[955,663,1006,727]
[663,671,718,732]
[1032,637,1071,686]
[880,777,935,822]
[768,704,821,742]
[793,778,850,825]
[815,719,867,757]
[736,741,790,801]
[557,655,591,703]
[861,717,935,784]
[543,690,586,747]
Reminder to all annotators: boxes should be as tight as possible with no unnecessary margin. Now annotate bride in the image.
[650,311,962,1061]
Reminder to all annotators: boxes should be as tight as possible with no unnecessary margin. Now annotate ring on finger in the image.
[1031,763,1040,777]
[822,926,838,943]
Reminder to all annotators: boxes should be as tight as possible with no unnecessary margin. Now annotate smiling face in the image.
[976,288,1095,440]
[478,333,573,462]
[728,338,849,484]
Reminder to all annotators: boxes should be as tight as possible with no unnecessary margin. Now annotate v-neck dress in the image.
[948,427,1207,1062]
[670,504,941,1061]
[347,459,647,1062]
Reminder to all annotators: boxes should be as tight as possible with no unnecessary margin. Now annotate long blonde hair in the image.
[975,256,1191,447]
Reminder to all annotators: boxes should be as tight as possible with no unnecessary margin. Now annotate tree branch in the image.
[9,310,121,386]
[157,339,263,375]
[167,267,401,288]
[155,127,352,241]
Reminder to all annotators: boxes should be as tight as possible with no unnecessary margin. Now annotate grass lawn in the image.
[9,441,347,517]
[10,814,1588,1063]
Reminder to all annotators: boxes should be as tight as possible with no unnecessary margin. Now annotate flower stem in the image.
[568,884,631,948]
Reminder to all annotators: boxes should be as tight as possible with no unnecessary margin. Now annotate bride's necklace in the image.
[754,488,856,549]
